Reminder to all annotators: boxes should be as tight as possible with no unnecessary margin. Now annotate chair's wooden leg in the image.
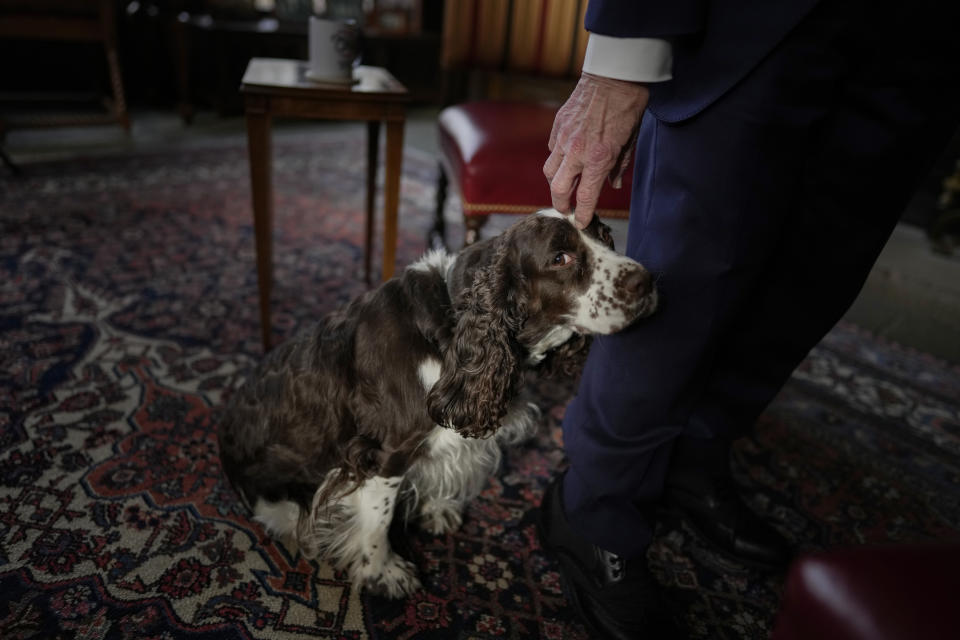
[172,18,194,125]
[464,214,489,246]
[382,119,405,282]
[246,99,274,351]
[365,120,381,285]
[428,162,448,251]
[100,0,130,131]
[105,47,130,131]
[0,145,20,176]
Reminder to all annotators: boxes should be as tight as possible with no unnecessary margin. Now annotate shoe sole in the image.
[655,504,790,573]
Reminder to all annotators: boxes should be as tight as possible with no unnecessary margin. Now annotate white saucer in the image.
[304,70,358,85]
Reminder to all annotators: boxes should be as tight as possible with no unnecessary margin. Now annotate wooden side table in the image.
[241,58,409,350]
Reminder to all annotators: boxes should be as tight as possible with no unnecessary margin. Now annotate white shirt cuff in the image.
[582,33,673,83]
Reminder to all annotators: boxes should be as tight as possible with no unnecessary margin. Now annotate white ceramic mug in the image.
[307,16,360,83]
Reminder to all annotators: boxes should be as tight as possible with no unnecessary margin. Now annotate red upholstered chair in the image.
[772,543,960,640]
[431,0,632,247]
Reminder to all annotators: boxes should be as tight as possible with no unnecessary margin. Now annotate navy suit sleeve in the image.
[585,0,707,38]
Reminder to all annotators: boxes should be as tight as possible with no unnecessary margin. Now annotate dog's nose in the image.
[624,269,652,297]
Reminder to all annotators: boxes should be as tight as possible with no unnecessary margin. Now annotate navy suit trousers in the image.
[561,0,960,557]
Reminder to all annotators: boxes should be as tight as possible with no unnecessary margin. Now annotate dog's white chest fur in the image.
[417,358,443,391]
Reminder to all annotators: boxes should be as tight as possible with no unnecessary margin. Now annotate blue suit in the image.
[586,0,819,121]
[563,0,960,556]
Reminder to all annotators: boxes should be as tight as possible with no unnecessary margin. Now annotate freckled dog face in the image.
[508,210,657,339]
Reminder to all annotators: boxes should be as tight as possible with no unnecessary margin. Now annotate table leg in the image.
[382,119,405,282]
[246,105,273,351]
[365,120,381,285]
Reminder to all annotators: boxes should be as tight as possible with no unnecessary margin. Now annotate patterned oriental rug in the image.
[2,130,959,639]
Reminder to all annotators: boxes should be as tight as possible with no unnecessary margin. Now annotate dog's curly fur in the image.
[217,210,657,597]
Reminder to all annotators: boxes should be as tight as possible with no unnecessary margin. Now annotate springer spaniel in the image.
[218,210,657,597]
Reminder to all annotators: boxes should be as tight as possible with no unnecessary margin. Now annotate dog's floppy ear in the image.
[427,243,525,438]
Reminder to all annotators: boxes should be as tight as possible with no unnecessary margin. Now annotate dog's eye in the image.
[552,252,574,267]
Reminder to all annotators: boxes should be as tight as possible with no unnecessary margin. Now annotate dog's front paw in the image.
[360,554,421,598]
[419,499,462,536]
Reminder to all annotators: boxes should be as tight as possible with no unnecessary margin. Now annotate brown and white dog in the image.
[217,210,657,597]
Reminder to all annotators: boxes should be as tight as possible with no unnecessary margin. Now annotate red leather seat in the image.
[437,100,632,245]
[772,543,960,640]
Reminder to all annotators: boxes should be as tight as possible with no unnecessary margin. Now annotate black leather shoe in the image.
[536,473,675,639]
[661,471,792,571]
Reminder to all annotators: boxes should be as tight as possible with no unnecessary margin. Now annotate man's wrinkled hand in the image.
[544,72,649,228]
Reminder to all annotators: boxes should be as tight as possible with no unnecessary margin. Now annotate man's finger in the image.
[550,155,583,213]
[574,164,606,228]
[543,150,564,183]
